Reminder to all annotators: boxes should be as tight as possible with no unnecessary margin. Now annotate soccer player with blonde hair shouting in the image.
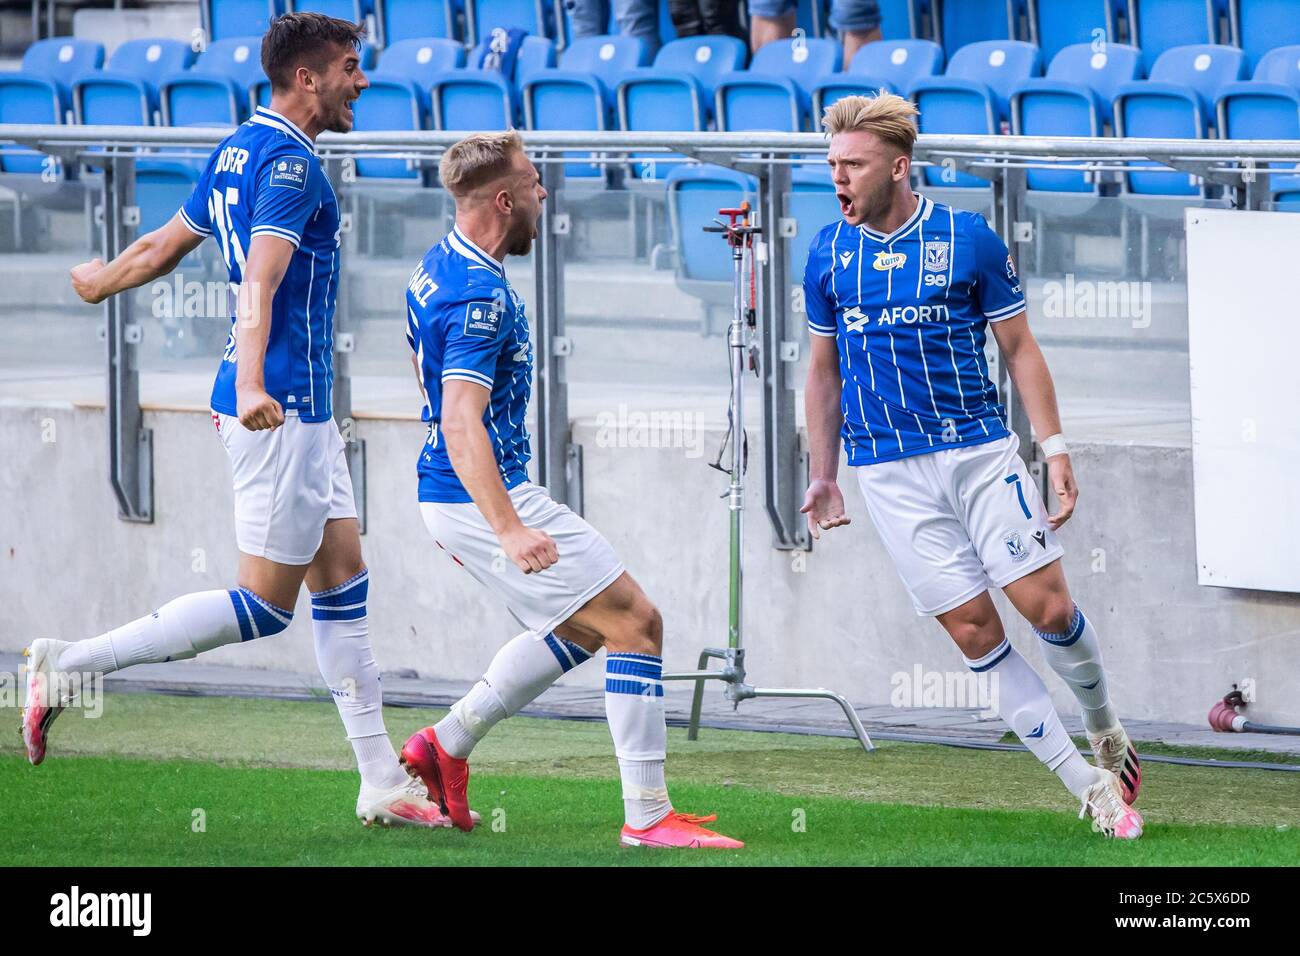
[801,94,1143,839]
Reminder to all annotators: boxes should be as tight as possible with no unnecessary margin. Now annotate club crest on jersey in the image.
[269,156,308,191]
[873,251,907,271]
[464,300,504,338]
[1004,531,1029,562]
[923,240,950,273]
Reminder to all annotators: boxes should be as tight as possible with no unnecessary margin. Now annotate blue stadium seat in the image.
[524,75,608,175]
[1115,44,1245,193]
[7,37,105,128]
[651,36,747,99]
[351,40,457,179]
[617,73,705,178]
[615,35,745,144]
[1251,43,1300,88]
[912,40,1041,186]
[136,161,203,234]
[351,78,427,178]
[376,37,465,84]
[1012,44,1142,190]
[878,0,920,39]
[935,0,1021,58]
[1012,41,1141,133]
[714,37,841,131]
[1031,0,1119,63]
[618,72,707,132]
[22,37,106,84]
[382,0,456,42]
[1217,80,1300,139]
[1127,0,1223,71]
[911,40,1041,125]
[73,39,196,127]
[557,34,650,75]
[161,37,267,125]
[431,70,514,129]
[205,0,280,42]
[1115,43,1245,134]
[474,0,553,42]
[1216,69,1300,206]
[1233,0,1300,70]
[0,77,65,172]
[522,36,651,167]
[103,37,196,77]
[849,39,944,94]
[665,164,755,285]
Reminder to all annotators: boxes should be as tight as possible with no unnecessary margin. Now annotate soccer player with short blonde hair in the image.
[398,132,742,849]
[801,94,1144,839]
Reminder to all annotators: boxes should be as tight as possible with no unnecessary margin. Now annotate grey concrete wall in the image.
[2,402,1298,727]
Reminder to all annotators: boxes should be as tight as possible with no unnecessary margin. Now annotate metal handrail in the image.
[5,124,1300,164]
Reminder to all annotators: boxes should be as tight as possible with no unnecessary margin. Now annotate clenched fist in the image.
[499,524,558,574]
[237,386,284,431]
[70,259,107,304]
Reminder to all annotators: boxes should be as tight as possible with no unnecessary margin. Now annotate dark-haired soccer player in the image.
[24,14,460,829]
[801,94,1143,839]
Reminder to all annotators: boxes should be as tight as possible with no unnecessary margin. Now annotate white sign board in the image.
[1185,208,1300,592]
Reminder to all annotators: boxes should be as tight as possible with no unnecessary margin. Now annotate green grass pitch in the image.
[2,693,1296,866]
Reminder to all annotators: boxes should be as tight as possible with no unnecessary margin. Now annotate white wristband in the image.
[1039,433,1068,458]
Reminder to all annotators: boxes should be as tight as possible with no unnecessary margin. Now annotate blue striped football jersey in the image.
[179,106,341,423]
[405,226,532,504]
[804,194,1026,466]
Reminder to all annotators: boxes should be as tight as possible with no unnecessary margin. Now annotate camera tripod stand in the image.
[659,203,874,754]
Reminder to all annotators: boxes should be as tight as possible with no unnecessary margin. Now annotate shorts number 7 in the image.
[1004,474,1032,520]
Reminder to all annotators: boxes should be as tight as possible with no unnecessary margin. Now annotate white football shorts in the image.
[420,482,625,635]
[853,433,1064,616]
[214,411,357,566]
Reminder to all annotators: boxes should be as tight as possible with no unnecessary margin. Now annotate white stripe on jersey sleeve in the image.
[178,208,210,237]
[808,325,837,337]
[442,368,494,389]
[984,299,1026,321]
[251,224,303,249]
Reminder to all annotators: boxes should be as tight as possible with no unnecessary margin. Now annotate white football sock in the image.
[57,588,290,675]
[1034,604,1119,735]
[605,652,672,829]
[311,570,406,791]
[965,638,1100,800]
[435,631,594,759]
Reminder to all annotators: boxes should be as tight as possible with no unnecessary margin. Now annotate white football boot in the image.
[1088,724,1142,805]
[20,638,75,766]
[356,776,482,829]
[1079,768,1144,840]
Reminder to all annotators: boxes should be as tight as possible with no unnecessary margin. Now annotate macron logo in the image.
[838,250,854,269]
[50,886,152,937]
